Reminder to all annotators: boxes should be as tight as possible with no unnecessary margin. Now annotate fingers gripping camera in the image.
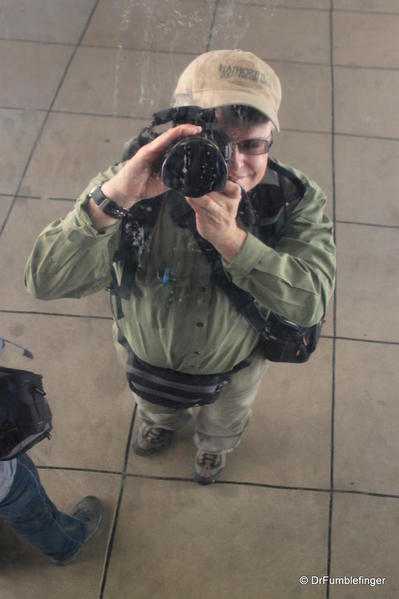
[124,107,232,198]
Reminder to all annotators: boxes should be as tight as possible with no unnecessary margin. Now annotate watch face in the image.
[90,186,106,206]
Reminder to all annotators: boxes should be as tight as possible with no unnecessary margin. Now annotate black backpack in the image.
[0,340,52,460]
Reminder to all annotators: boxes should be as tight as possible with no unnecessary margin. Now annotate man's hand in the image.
[102,123,202,207]
[185,181,247,263]
[87,123,201,230]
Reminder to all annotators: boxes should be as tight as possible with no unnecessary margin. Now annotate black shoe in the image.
[71,495,102,542]
[133,424,174,456]
[193,451,226,485]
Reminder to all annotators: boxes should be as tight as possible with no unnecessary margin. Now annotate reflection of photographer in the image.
[0,339,101,564]
[25,50,336,485]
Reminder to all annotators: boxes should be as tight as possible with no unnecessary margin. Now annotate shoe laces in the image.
[143,427,166,441]
[197,452,221,468]
[73,506,92,523]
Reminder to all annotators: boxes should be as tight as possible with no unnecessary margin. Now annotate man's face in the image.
[218,120,274,192]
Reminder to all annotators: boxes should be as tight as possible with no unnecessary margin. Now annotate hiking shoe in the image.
[193,451,226,485]
[51,496,102,565]
[71,496,102,542]
[133,424,174,456]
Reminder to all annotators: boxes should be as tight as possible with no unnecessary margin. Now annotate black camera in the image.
[161,108,232,197]
[123,107,232,198]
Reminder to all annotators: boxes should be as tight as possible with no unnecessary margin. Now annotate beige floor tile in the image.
[334,12,399,68]
[272,130,333,211]
[329,494,399,598]
[0,312,132,471]
[335,136,399,226]
[128,339,333,489]
[0,0,96,43]
[274,61,332,133]
[226,338,333,488]
[104,477,329,599]
[0,198,110,316]
[20,112,147,199]
[83,0,214,53]
[334,340,399,495]
[211,2,330,64]
[0,196,13,229]
[334,0,399,12]
[0,41,73,109]
[336,223,399,342]
[335,67,399,138]
[0,469,120,599]
[323,300,335,338]
[54,47,191,118]
[0,109,46,195]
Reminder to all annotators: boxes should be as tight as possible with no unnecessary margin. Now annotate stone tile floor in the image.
[0,1,398,597]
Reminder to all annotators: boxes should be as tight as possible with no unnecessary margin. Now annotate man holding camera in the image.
[25,50,336,485]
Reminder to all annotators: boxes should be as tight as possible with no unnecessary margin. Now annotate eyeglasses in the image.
[228,135,273,156]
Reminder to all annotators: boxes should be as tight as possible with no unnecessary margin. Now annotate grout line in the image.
[332,7,399,16]
[334,63,399,73]
[125,472,399,501]
[332,131,399,142]
[1,36,399,71]
[322,334,399,347]
[99,404,137,599]
[238,1,329,11]
[326,3,336,596]
[0,106,48,112]
[37,465,122,476]
[206,0,220,51]
[35,465,399,501]
[3,106,399,143]
[80,43,202,57]
[47,197,75,202]
[334,488,399,500]
[1,318,399,347]
[0,194,42,200]
[50,108,144,120]
[1,3,399,40]
[0,37,75,46]
[127,472,332,493]
[0,309,113,321]
[235,1,399,15]
[336,220,399,230]
[332,336,399,346]
[0,0,102,237]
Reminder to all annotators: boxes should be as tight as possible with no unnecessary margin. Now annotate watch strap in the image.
[89,185,129,219]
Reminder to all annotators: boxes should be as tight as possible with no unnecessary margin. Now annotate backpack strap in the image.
[193,230,270,342]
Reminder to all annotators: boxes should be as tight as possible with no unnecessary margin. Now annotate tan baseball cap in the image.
[173,49,282,131]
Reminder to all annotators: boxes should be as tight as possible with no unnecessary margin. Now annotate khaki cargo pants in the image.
[113,324,268,454]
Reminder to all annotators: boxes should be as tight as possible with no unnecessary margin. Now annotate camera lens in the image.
[161,136,228,197]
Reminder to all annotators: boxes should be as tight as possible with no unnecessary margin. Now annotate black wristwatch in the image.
[88,185,129,219]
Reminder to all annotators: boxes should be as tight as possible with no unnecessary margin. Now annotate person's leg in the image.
[132,395,192,455]
[0,454,87,563]
[134,395,192,430]
[193,347,268,483]
[117,324,192,451]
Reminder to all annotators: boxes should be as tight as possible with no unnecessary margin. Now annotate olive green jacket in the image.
[25,159,336,374]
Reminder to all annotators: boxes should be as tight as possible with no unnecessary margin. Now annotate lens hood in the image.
[161,135,228,197]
